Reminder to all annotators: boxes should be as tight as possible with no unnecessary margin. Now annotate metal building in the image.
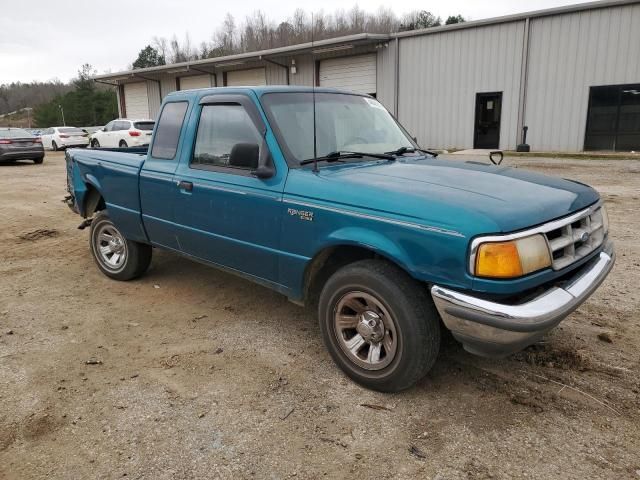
[94,0,640,152]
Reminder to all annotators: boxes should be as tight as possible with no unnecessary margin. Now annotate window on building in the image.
[585,84,640,151]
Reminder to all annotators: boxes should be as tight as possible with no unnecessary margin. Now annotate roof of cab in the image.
[165,85,368,99]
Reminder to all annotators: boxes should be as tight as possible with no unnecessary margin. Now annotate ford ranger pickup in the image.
[65,86,614,392]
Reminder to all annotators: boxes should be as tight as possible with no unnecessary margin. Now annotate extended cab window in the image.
[191,104,261,170]
[151,101,188,159]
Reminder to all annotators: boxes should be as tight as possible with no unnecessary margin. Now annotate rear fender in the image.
[77,173,103,218]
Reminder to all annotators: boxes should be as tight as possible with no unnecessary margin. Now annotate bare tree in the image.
[146,6,459,64]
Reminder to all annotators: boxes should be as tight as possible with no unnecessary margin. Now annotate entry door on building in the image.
[474,92,502,149]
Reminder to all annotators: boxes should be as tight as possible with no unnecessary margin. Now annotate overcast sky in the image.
[0,0,584,84]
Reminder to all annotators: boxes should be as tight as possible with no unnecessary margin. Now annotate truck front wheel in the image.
[318,259,441,392]
[89,211,152,281]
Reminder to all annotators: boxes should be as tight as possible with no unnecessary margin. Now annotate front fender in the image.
[325,226,413,272]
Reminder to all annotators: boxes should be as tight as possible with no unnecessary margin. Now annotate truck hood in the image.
[285,157,600,235]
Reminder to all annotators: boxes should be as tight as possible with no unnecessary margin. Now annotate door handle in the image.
[177,180,193,192]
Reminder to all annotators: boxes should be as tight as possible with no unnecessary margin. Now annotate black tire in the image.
[89,211,152,281]
[51,141,58,152]
[33,156,44,164]
[119,140,128,148]
[91,139,100,148]
[318,259,441,392]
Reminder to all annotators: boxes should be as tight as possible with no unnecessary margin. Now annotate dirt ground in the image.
[1,152,639,480]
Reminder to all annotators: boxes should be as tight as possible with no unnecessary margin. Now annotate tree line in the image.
[0,81,72,117]
[133,7,465,67]
[1,66,118,128]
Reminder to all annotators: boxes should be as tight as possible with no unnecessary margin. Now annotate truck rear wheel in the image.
[318,259,441,392]
[89,211,152,281]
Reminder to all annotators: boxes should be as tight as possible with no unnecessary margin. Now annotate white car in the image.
[40,127,89,151]
[90,119,155,148]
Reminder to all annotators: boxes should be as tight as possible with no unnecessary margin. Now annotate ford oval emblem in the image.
[580,231,590,242]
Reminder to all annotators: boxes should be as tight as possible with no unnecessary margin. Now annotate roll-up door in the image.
[124,82,150,118]
[180,74,212,90]
[319,54,377,95]
[226,68,267,86]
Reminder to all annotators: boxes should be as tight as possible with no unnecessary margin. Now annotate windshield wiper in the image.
[299,151,395,166]
[385,147,439,157]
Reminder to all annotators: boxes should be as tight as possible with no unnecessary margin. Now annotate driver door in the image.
[172,94,286,284]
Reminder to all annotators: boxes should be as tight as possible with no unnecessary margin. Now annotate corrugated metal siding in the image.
[160,76,177,99]
[146,80,162,119]
[397,21,525,150]
[524,3,640,151]
[289,57,315,86]
[376,43,396,114]
[266,63,288,85]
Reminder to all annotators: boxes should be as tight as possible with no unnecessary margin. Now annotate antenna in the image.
[311,11,318,173]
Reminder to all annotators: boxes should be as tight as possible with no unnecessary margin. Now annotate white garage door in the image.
[124,82,150,119]
[319,54,377,95]
[180,74,212,90]
[226,68,266,86]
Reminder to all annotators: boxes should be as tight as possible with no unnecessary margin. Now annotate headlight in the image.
[474,234,551,279]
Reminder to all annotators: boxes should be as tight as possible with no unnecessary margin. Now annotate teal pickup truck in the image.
[65,86,614,392]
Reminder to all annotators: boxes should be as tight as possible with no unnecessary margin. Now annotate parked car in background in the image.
[90,119,155,148]
[41,127,89,151]
[0,127,44,163]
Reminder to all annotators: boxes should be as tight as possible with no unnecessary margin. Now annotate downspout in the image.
[95,80,126,117]
[394,37,400,118]
[516,17,531,146]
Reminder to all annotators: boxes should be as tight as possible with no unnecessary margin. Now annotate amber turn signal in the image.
[475,235,551,279]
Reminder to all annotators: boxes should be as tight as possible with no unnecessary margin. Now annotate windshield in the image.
[260,92,415,164]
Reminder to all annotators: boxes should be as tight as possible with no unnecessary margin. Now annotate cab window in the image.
[191,104,261,170]
[151,102,188,160]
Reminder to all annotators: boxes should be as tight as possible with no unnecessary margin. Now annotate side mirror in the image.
[254,138,275,179]
[229,143,260,169]
[229,140,275,179]
[253,165,274,179]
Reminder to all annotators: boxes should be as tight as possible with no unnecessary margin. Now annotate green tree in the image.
[445,15,466,25]
[33,64,118,127]
[132,45,166,69]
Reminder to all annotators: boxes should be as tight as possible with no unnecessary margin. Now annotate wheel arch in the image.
[82,180,106,218]
[303,233,414,305]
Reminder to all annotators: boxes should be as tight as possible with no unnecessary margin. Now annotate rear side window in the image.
[151,102,188,159]
[134,121,155,131]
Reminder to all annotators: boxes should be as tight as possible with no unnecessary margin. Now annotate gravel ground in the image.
[1,152,639,479]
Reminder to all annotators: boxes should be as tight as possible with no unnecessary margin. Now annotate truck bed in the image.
[66,147,149,242]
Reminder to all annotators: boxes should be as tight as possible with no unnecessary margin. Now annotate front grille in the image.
[544,206,605,270]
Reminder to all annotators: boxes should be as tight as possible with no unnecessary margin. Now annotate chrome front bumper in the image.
[431,244,615,357]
